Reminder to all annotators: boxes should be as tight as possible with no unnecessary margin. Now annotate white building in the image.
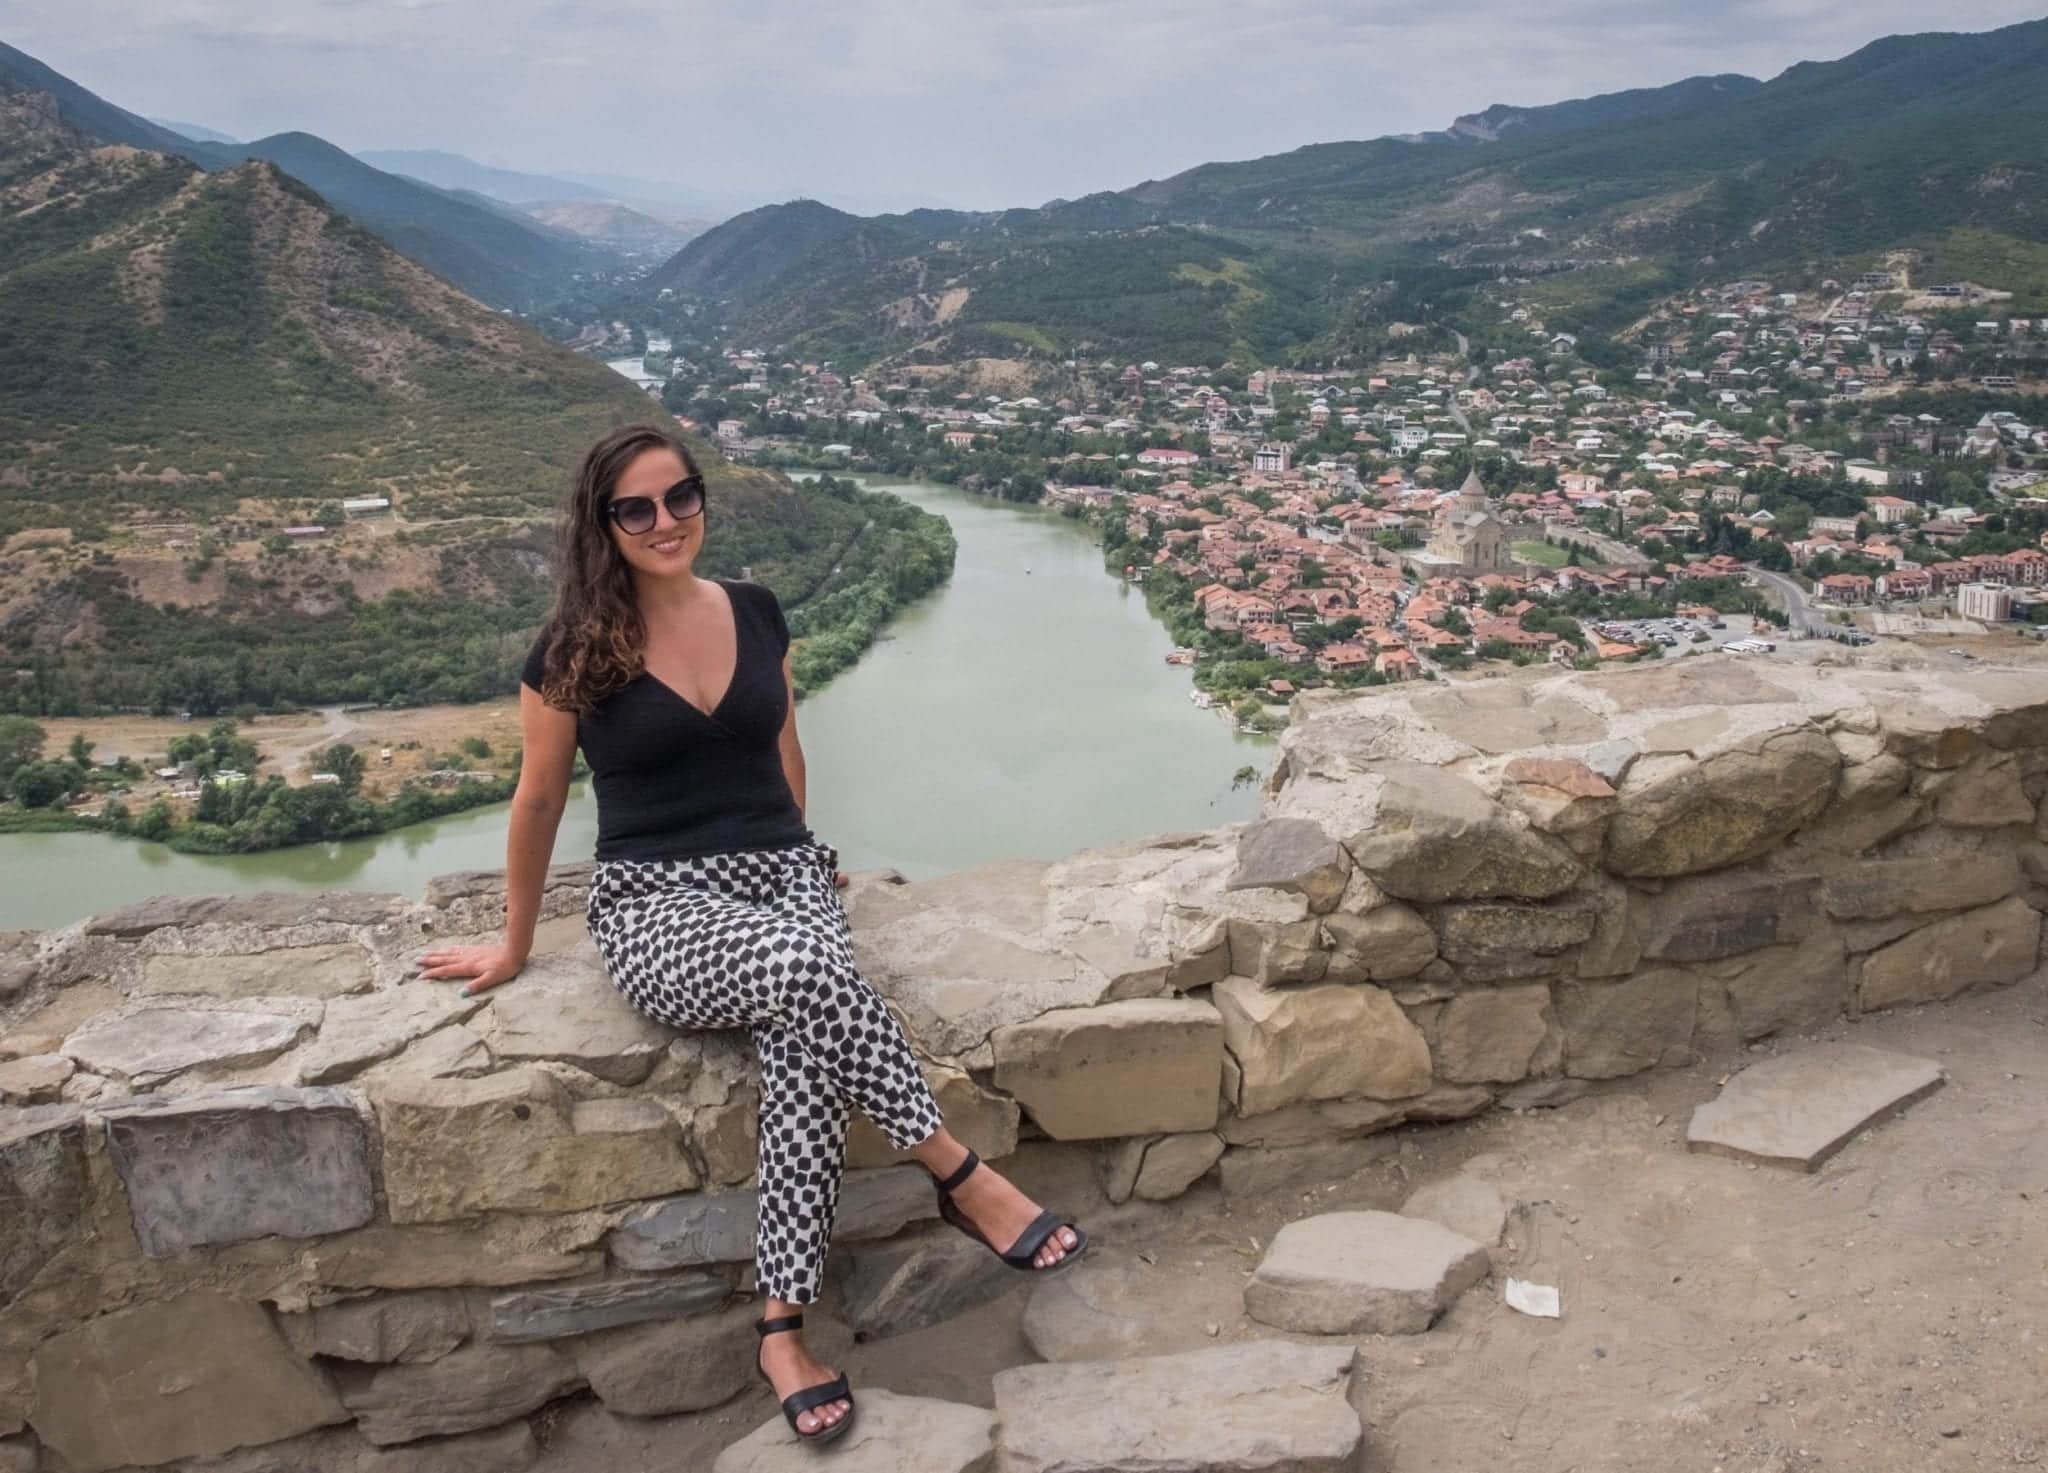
[1957,583,2014,622]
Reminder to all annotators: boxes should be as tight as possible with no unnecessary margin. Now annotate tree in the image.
[312,743,367,795]
[9,761,73,809]
[0,716,44,780]
[66,733,95,766]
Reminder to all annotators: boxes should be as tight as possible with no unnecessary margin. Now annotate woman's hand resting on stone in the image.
[834,870,849,889]
[415,942,527,995]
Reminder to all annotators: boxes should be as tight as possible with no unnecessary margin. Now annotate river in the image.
[0,476,1269,930]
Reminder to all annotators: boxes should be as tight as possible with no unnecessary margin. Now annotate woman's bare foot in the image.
[915,1134,1080,1269]
[757,1316,849,1435]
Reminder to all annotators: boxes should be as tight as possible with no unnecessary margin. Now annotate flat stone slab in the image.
[101,1086,376,1257]
[1686,1042,1946,1171]
[713,1388,993,1473]
[62,1005,311,1088]
[1244,1210,1489,1335]
[487,1270,730,1342]
[609,1165,935,1271]
[1022,1255,1211,1362]
[993,1340,1361,1473]
[1401,1173,1514,1248]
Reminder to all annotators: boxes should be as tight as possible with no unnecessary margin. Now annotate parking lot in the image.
[1591,611,1770,652]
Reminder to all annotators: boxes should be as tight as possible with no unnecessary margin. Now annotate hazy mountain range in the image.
[646,19,2048,367]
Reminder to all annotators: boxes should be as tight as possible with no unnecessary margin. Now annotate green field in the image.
[1513,541,1571,567]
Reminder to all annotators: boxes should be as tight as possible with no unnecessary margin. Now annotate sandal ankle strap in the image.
[756,1313,805,1337]
[933,1148,981,1195]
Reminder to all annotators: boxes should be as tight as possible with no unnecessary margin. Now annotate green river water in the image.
[0,477,1269,930]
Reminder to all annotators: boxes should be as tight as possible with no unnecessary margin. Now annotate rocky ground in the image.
[528,971,2046,1473]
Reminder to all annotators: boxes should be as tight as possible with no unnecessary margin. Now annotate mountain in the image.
[150,117,238,145]
[0,88,875,714]
[0,44,605,309]
[1446,74,1762,141]
[520,199,707,255]
[179,133,608,309]
[647,19,2048,365]
[355,148,606,205]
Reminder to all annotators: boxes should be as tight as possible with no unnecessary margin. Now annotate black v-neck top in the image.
[521,578,813,863]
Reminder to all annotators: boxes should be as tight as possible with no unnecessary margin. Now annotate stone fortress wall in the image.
[1,655,2043,1471]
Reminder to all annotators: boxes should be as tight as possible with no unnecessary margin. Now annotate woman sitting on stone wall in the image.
[413,424,1086,1448]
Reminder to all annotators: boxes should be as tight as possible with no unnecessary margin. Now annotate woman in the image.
[415,425,1085,1448]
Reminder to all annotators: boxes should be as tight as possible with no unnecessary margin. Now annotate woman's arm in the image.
[776,652,806,817]
[417,683,578,992]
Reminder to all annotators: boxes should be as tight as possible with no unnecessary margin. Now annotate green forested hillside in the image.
[645,18,2048,366]
[0,41,608,310]
[0,95,945,716]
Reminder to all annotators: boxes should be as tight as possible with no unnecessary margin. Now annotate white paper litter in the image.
[1505,1278,1561,1318]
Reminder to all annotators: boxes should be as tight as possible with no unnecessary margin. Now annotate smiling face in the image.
[604,445,704,582]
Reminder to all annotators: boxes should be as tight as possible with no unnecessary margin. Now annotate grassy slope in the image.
[0,105,926,714]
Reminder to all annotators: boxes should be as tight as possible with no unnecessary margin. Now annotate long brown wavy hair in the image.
[530,423,705,713]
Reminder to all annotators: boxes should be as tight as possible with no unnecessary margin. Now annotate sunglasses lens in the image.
[609,497,656,534]
[665,481,704,519]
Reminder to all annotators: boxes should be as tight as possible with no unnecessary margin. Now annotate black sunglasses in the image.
[603,475,706,534]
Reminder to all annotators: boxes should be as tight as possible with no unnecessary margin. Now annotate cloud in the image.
[16,0,2044,211]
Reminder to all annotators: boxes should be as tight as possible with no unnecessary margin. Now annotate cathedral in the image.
[1405,468,1509,577]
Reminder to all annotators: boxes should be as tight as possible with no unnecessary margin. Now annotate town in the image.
[589,260,2048,727]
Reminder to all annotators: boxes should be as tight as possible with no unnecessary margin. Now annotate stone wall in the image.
[1,655,2043,1470]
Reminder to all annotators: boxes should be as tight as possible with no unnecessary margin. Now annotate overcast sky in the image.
[13,1,2044,216]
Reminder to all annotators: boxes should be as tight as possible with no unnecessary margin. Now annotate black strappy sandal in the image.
[754,1314,855,1446]
[930,1148,1090,1272]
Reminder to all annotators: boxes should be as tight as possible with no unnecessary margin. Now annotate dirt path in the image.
[525,971,2048,1471]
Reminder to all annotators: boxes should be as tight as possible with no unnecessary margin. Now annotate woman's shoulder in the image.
[719,578,790,650]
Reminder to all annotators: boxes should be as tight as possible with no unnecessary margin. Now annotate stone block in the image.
[1402,1173,1514,1248]
[100,1086,375,1258]
[311,1219,603,1292]
[152,1422,541,1473]
[338,1342,581,1446]
[372,1068,696,1222]
[1857,896,2041,1011]
[61,1005,311,1089]
[84,890,404,937]
[1606,727,1842,878]
[1639,873,1816,963]
[1227,818,1352,913]
[1555,969,1697,1079]
[846,1063,1019,1169]
[477,957,671,1086]
[1818,851,2020,921]
[714,1389,994,1473]
[992,1341,1361,1473]
[294,986,486,1085]
[1319,897,1438,982]
[279,1290,471,1364]
[28,1292,347,1472]
[1211,888,1326,985]
[1021,1257,1197,1363]
[1432,899,1595,981]
[1213,976,1430,1116]
[827,1224,1017,1338]
[1929,756,2031,828]
[1712,933,1850,1042]
[1244,1210,1488,1336]
[1434,985,1551,1084]
[0,1105,86,1305]
[136,944,375,1000]
[1344,763,1585,902]
[486,1271,729,1342]
[1687,1043,1945,1171]
[990,998,1222,1140]
[567,1300,755,1417]
[608,1165,936,1272]
[1130,1131,1224,1201]
[0,1054,73,1106]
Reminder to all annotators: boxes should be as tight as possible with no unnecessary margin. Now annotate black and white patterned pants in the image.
[586,840,943,1303]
